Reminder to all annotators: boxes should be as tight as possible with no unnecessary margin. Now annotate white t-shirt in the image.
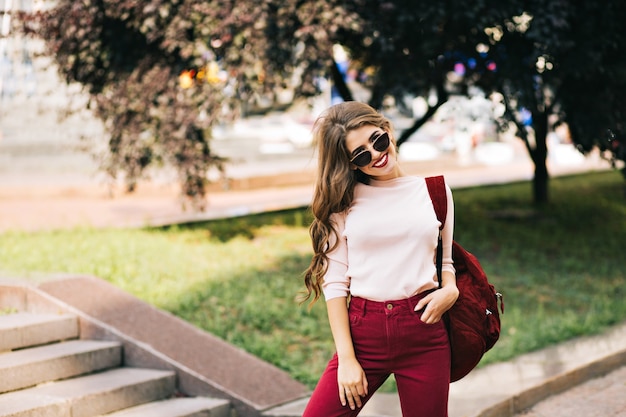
[322,176,455,302]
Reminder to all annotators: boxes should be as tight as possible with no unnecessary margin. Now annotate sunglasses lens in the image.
[352,152,372,167]
[373,132,390,152]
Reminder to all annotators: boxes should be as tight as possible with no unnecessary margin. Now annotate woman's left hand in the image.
[414,285,459,324]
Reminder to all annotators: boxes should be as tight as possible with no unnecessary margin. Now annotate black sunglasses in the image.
[349,131,391,167]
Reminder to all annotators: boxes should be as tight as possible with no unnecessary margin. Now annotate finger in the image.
[356,377,368,397]
[415,294,433,311]
[348,387,360,409]
[339,386,346,406]
[346,389,356,410]
[421,305,435,323]
[353,389,363,408]
[422,315,441,324]
[421,307,442,324]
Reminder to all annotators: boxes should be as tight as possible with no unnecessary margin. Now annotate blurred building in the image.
[0,0,106,181]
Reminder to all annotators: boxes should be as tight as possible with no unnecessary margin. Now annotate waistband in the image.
[349,290,434,313]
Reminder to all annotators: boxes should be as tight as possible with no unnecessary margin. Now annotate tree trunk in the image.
[368,84,386,110]
[532,110,549,204]
[330,59,354,102]
[396,104,441,147]
[396,81,448,146]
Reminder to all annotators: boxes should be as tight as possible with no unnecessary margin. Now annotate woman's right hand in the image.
[337,356,368,410]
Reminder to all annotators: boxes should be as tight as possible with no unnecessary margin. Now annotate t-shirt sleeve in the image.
[322,212,350,300]
[441,183,456,275]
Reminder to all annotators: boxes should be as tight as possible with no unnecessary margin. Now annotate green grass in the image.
[1,171,625,389]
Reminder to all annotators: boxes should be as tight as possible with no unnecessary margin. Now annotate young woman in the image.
[301,101,459,417]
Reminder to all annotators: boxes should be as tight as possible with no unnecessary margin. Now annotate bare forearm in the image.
[326,297,356,360]
[326,296,368,409]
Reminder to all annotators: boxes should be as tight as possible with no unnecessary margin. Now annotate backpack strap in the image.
[425,175,448,288]
[425,175,447,229]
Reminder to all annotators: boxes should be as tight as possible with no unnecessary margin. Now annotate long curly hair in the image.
[301,102,393,305]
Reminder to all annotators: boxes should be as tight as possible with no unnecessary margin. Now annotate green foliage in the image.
[26,1,272,206]
[555,2,626,180]
[21,0,626,205]
[1,172,624,389]
[470,0,626,185]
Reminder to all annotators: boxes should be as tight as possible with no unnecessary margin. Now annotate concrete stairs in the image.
[0,312,230,417]
[0,277,310,417]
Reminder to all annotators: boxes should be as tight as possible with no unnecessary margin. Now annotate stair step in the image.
[0,312,78,351]
[0,339,122,393]
[0,367,176,417]
[101,397,231,417]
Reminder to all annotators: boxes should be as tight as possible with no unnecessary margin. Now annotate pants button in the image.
[386,303,393,310]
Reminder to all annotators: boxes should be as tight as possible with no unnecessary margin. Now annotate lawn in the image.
[1,170,624,389]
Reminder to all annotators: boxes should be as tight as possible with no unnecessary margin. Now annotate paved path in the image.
[512,365,626,417]
[0,145,612,232]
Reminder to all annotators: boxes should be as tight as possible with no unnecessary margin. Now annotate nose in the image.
[369,148,384,163]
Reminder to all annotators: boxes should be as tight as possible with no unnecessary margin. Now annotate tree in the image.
[555,1,626,184]
[20,0,360,207]
[23,0,625,206]
[314,0,517,144]
[320,0,626,203]
[296,0,558,203]
[24,0,272,208]
[259,0,559,200]
[476,0,626,201]
[472,1,564,204]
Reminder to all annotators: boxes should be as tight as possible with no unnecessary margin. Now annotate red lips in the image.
[372,153,388,168]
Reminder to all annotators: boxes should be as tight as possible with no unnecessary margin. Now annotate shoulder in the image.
[329,211,347,227]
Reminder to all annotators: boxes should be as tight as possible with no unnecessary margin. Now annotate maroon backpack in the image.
[425,175,504,382]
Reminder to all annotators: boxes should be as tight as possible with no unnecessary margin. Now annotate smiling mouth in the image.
[372,153,388,168]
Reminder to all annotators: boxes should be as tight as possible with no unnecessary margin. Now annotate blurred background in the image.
[1,0,622,208]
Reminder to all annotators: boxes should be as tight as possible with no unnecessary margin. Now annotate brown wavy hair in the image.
[301,102,393,306]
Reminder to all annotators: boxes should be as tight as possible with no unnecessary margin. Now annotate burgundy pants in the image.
[303,292,450,417]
